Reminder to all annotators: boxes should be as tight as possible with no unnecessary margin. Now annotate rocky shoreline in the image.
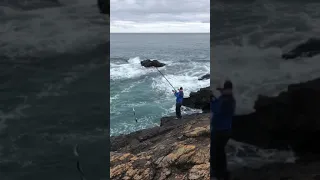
[110,77,320,180]
[110,113,211,180]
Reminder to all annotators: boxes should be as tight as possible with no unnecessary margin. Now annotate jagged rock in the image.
[97,0,109,14]
[188,163,210,180]
[282,38,320,59]
[110,152,155,180]
[182,87,211,113]
[198,74,210,80]
[232,77,320,157]
[160,113,203,127]
[184,126,210,138]
[140,59,166,68]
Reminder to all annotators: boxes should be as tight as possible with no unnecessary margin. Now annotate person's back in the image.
[210,80,236,180]
[173,87,184,119]
[175,90,184,104]
[211,93,235,131]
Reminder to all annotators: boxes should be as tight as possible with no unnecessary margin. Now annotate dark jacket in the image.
[210,94,236,131]
[175,91,184,104]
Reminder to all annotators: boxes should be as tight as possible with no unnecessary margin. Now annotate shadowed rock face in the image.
[198,74,210,80]
[232,78,320,156]
[140,59,166,68]
[182,87,211,113]
[282,38,320,59]
[97,0,109,14]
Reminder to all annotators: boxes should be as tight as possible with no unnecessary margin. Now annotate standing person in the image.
[210,80,236,180]
[172,87,184,119]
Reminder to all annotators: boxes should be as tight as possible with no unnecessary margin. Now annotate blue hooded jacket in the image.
[175,90,184,104]
[210,94,236,131]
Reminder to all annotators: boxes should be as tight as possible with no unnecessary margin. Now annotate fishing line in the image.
[155,67,176,91]
[133,107,138,123]
[74,144,87,180]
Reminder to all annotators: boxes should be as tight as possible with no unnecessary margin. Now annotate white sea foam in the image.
[227,139,296,169]
[110,57,157,80]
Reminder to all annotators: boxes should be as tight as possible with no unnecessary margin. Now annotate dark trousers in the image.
[210,130,231,180]
[175,103,182,119]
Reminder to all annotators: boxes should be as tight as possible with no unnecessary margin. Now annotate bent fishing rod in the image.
[131,67,177,124]
[155,67,177,91]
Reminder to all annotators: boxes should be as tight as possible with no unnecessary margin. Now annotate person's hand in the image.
[210,92,216,99]
[216,79,224,90]
[172,90,176,92]
[216,83,222,91]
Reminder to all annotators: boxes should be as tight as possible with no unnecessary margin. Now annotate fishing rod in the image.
[155,67,176,91]
[74,144,87,180]
[131,67,176,124]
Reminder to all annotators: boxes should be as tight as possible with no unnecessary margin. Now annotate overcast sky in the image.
[110,0,210,33]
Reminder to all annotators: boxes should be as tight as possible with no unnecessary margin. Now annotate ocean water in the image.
[211,0,320,169]
[0,1,109,180]
[110,33,210,136]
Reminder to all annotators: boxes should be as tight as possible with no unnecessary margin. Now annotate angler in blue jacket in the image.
[172,87,184,119]
[210,80,236,180]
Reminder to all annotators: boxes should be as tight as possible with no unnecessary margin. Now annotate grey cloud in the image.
[111,0,209,23]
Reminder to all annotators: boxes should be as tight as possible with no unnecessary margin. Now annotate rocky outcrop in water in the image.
[97,0,109,14]
[140,59,166,68]
[282,38,320,59]
[182,87,211,113]
[110,77,320,179]
[198,74,210,80]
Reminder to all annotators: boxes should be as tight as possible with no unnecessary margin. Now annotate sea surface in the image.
[0,0,109,180]
[110,33,210,136]
[211,0,320,169]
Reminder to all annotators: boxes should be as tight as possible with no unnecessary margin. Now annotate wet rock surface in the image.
[282,38,320,59]
[182,87,211,113]
[198,74,210,80]
[140,59,166,68]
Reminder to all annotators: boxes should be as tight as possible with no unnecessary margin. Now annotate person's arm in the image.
[210,96,219,129]
[172,90,178,96]
[210,96,220,114]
